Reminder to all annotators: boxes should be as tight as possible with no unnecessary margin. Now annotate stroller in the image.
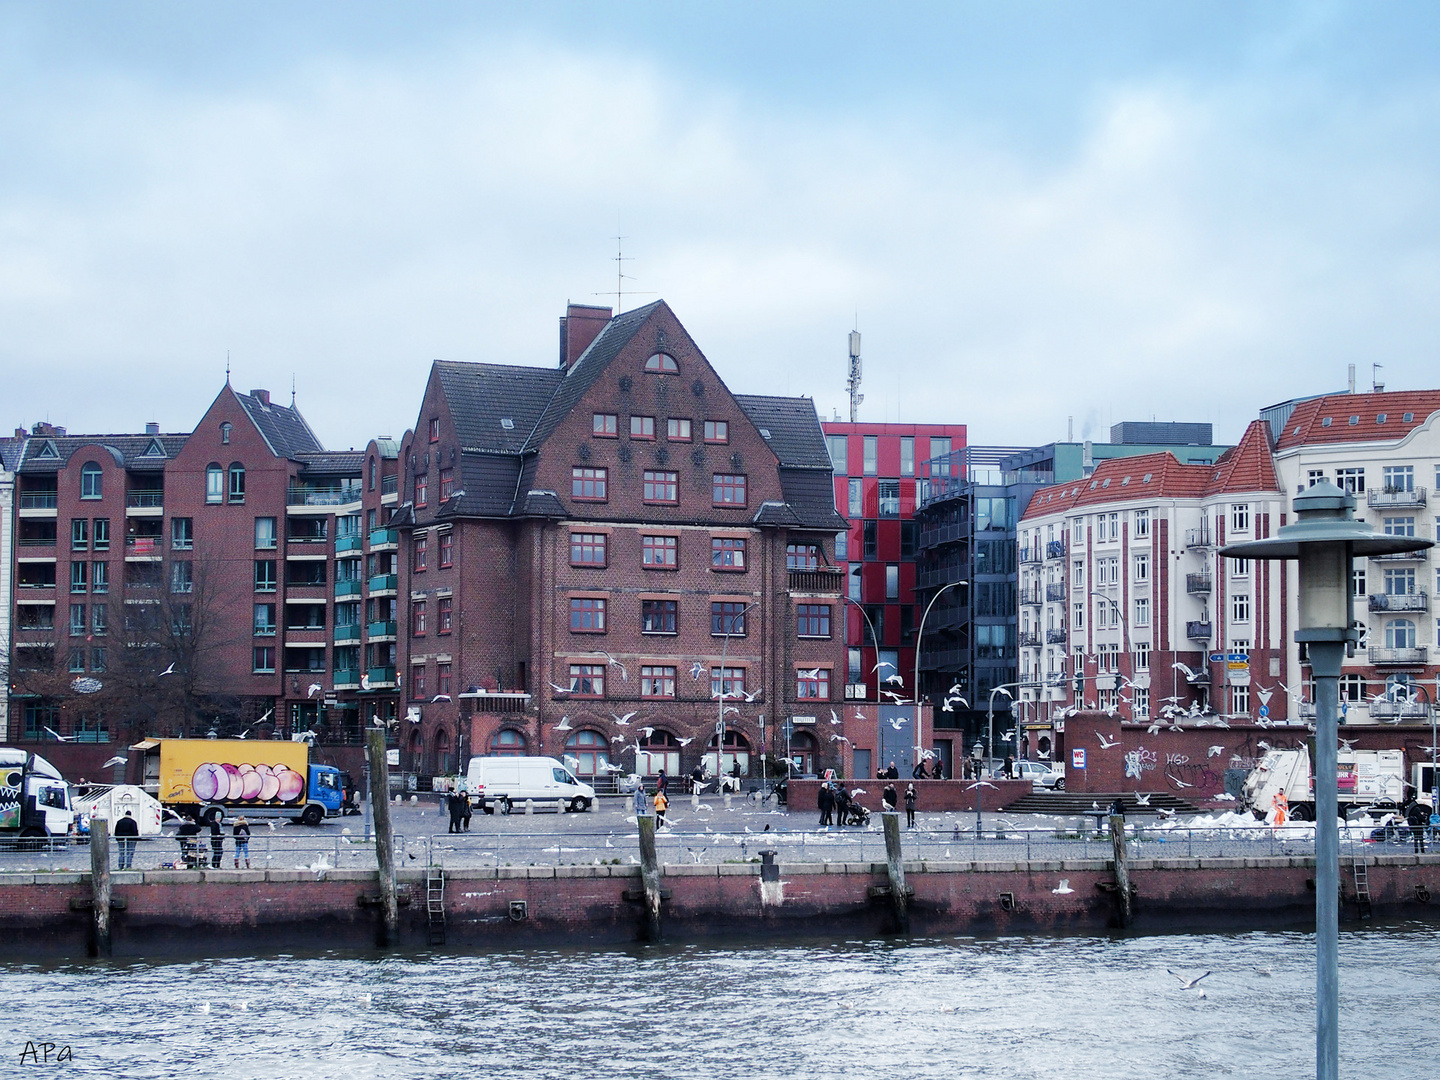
[176,821,204,869]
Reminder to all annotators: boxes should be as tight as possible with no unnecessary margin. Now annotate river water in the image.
[5,923,1436,1079]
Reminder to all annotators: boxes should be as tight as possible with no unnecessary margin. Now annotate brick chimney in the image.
[250,389,270,406]
[146,422,160,435]
[558,303,612,370]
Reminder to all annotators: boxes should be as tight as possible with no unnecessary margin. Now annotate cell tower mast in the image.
[847,329,863,422]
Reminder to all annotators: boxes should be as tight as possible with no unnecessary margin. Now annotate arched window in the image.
[488,728,527,756]
[788,730,817,775]
[408,729,424,771]
[1386,619,1416,650]
[80,462,103,500]
[205,464,224,504]
[368,455,377,492]
[637,730,681,776]
[565,730,611,777]
[644,352,678,374]
[704,729,751,777]
[220,422,232,445]
[434,726,454,776]
[228,463,246,504]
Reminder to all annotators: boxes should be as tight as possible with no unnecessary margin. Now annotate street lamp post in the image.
[914,580,967,773]
[1222,480,1432,1080]
[714,600,761,786]
[839,595,882,706]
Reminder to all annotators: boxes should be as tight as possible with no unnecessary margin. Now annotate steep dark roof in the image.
[18,433,189,471]
[434,361,561,454]
[522,301,662,452]
[295,451,365,475]
[733,394,831,469]
[0,436,25,472]
[236,391,323,459]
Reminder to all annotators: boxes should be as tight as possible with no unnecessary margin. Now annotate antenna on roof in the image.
[225,350,231,385]
[847,327,863,422]
[592,235,655,313]
[1372,363,1384,394]
[291,373,296,406]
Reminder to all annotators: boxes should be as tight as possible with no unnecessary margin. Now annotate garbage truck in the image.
[1241,746,1411,821]
[134,738,343,826]
[0,748,75,839]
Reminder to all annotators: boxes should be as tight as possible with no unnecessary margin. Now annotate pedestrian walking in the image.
[447,790,463,834]
[462,791,473,832]
[882,782,898,813]
[912,759,927,780]
[1407,798,1429,854]
[834,784,851,826]
[818,782,834,826]
[653,789,669,828]
[1003,754,1014,780]
[114,810,139,869]
[633,783,650,817]
[208,817,224,869]
[904,784,917,828]
[656,770,668,796]
[232,816,251,869]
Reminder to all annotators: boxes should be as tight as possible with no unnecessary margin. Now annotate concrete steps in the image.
[1004,792,1202,816]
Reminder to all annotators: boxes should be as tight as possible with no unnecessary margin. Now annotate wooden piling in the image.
[89,819,111,958]
[366,729,399,946]
[882,812,909,934]
[1110,813,1132,927]
[637,813,663,941]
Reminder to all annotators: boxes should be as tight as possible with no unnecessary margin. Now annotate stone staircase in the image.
[1003,792,1202,816]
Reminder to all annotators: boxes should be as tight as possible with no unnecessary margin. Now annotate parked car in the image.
[992,760,1065,789]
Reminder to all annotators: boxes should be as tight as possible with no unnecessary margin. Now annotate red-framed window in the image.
[712,474,746,507]
[569,663,605,697]
[415,473,428,507]
[413,533,428,573]
[439,530,454,568]
[641,665,677,699]
[569,597,606,632]
[667,418,692,441]
[642,535,677,567]
[439,468,455,500]
[797,667,831,699]
[704,420,729,443]
[572,467,608,501]
[411,664,427,699]
[437,662,452,697]
[592,413,618,437]
[438,597,452,634]
[711,666,745,699]
[645,352,679,373]
[643,470,678,504]
[412,601,427,637]
[711,601,747,636]
[630,415,655,440]
[796,604,832,637]
[641,599,677,634]
[711,536,747,570]
[570,533,607,567]
[786,543,819,569]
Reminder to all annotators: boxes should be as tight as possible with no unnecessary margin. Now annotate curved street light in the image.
[913,580,968,774]
[713,600,762,787]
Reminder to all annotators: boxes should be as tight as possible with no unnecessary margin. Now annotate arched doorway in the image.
[434,726,454,776]
[788,730,817,775]
[488,728,527,757]
[705,730,751,777]
[565,730,611,778]
[637,730,680,777]
[408,729,424,773]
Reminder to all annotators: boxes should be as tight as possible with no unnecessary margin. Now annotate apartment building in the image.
[0,436,20,740]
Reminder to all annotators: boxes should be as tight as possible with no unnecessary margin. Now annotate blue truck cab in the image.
[308,765,344,821]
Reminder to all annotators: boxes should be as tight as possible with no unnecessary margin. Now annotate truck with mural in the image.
[1240,747,1416,821]
[133,738,344,826]
[0,748,75,839]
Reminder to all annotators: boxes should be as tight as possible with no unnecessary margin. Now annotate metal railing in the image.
[787,568,844,594]
[125,491,164,508]
[18,492,58,509]
[1367,487,1427,508]
[1368,647,1428,665]
[1186,621,1213,640]
[1045,582,1067,601]
[1367,699,1431,720]
[1045,540,1067,560]
[287,484,363,507]
[1368,591,1428,612]
[1045,627,1068,644]
[1186,573,1213,595]
[1185,526,1212,548]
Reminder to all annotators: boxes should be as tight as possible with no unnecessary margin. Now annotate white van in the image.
[466,756,596,814]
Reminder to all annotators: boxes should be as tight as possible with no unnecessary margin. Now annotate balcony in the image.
[1045,540,1066,560]
[1045,582,1066,602]
[334,624,361,644]
[125,491,164,514]
[1186,572,1212,595]
[335,579,363,598]
[1368,699,1431,721]
[1018,584,1042,606]
[366,666,398,689]
[1372,548,1428,563]
[336,534,364,554]
[787,567,844,595]
[368,573,398,595]
[367,620,398,640]
[124,536,163,560]
[287,482,362,508]
[1019,547,1041,565]
[1368,591,1429,612]
[918,521,969,548]
[1045,627,1068,644]
[381,474,398,496]
[18,492,57,511]
[369,528,399,550]
[1367,487,1426,509]
[1368,647,1427,665]
[916,564,967,590]
[334,668,361,690]
[1186,621,1213,640]
[1018,630,1041,648]
[1185,526,1213,549]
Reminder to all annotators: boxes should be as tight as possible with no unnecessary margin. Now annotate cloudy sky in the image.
[3,2,1438,452]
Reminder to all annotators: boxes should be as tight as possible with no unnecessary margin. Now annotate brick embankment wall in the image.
[4,856,1437,957]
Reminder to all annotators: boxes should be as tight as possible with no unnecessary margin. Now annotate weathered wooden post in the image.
[367,728,399,946]
[1109,813,1132,927]
[89,819,111,958]
[882,811,909,934]
[637,813,663,941]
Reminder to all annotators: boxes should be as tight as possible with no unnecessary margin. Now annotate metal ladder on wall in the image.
[1350,856,1372,921]
[426,867,447,945]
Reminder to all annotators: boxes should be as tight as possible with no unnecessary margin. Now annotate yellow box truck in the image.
[134,738,343,826]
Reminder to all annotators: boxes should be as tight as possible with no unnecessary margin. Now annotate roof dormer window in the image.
[220,422,232,445]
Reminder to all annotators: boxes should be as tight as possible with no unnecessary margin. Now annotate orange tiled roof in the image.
[1273,391,1440,451]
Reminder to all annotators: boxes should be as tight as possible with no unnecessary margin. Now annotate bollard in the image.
[691,792,700,810]
[637,814,663,941]
[1110,813,1132,928]
[367,729,399,946]
[525,799,534,815]
[882,812,909,934]
[89,819,112,958]
[724,792,732,810]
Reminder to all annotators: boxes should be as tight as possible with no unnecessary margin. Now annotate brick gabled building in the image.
[1016,419,1287,749]
[395,300,854,784]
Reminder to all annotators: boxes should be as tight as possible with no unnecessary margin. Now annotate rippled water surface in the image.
[5,924,1437,1079]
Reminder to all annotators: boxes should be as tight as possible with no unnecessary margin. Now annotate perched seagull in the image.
[43,726,74,743]
[1052,879,1074,895]
[554,716,572,731]
[548,681,574,695]
[159,662,176,677]
[611,711,636,726]
[1096,734,1119,750]
[1168,969,1212,991]
[1147,722,1164,736]
[1208,746,1226,758]
[1156,807,1177,818]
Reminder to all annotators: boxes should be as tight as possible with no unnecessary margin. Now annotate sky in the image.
[3,2,1439,452]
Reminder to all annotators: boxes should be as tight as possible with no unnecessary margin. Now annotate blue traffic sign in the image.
[1258,705,1269,717]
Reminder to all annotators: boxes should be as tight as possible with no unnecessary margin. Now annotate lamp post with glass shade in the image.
[1220,480,1431,1080]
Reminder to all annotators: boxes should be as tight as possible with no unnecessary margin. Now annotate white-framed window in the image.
[1106,512,1119,541]
[1071,517,1084,545]
[1132,687,1149,717]
[1134,642,1150,671]
[1230,684,1249,715]
[1231,504,1250,532]
[1353,566,1367,598]
[1072,602,1084,629]
[1383,516,1416,537]
[1134,597,1150,627]
[1133,509,1150,538]
[1336,468,1365,494]
[1383,465,1414,493]
[1386,619,1416,649]
[1340,674,1366,702]
[1307,469,1325,488]
[1231,557,1250,578]
[1231,593,1251,622]
[1133,554,1149,582]
[1096,602,1109,629]
[1073,559,1084,587]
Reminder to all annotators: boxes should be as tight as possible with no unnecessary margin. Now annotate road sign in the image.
[1258,705,1270,718]
[1071,748,1086,770]
[1209,653,1227,663]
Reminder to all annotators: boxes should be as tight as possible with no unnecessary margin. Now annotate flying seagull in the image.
[599,651,628,681]
[159,662,176,677]
[554,716,572,731]
[1168,969,1212,991]
[548,681,574,694]
[1172,661,1200,680]
[611,711,636,726]
[1096,733,1118,749]
[43,726,74,743]
[1052,879,1074,895]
